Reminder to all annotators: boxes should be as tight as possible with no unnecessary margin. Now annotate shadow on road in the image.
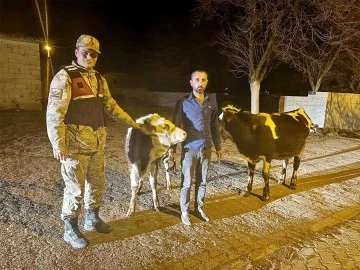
[85,205,183,246]
[0,180,63,238]
[86,161,360,246]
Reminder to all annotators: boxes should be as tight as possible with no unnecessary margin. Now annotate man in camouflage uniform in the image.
[46,34,139,249]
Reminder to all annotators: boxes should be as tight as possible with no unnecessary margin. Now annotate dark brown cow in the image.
[126,113,187,216]
[219,105,312,201]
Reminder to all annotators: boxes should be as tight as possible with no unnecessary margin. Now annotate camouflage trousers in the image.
[60,150,105,220]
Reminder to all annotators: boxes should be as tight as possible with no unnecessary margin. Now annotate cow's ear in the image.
[163,123,171,131]
[142,123,156,134]
[224,111,235,122]
[148,125,156,133]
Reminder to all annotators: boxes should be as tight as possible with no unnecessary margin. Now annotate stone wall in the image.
[324,93,360,132]
[0,36,42,110]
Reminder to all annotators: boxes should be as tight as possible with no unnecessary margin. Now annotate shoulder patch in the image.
[49,88,62,100]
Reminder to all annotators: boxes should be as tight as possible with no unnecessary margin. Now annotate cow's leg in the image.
[290,156,301,190]
[240,161,256,197]
[127,165,140,217]
[279,159,289,184]
[247,162,256,193]
[163,157,171,190]
[262,159,271,201]
[149,161,160,212]
[136,178,144,194]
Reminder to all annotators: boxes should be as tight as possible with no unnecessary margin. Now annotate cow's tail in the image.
[161,152,177,175]
[310,123,319,134]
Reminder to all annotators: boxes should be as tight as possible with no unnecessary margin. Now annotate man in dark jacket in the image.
[169,70,222,226]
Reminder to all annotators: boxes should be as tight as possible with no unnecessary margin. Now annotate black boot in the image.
[63,217,88,249]
[84,207,112,233]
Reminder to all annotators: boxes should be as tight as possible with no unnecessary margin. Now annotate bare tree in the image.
[194,0,360,113]
[194,0,290,113]
[321,55,360,93]
[349,59,360,93]
[278,0,360,93]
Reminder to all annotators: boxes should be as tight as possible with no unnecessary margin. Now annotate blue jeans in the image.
[180,148,212,213]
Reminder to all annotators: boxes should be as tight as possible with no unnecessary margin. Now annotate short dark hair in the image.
[190,69,208,79]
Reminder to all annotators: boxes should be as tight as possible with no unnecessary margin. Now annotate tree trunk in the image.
[314,80,321,92]
[249,80,260,114]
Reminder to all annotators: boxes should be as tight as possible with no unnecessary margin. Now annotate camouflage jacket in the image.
[46,61,136,153]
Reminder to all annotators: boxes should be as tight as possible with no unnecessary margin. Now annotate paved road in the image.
[83,174,360,270]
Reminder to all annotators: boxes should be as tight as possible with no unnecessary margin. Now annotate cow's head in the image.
[218,105,241,142]
[135,113,187,146]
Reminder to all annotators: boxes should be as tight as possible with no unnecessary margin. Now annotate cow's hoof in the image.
[278,179,285,185]
[126,210,134,217]
[290,184,297,190]
[166,186,171,191]
[136,186,143,195]
[154,207,161,212]
[262,196,270,202]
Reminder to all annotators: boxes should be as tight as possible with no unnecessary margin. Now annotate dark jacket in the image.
[172,92,221,152]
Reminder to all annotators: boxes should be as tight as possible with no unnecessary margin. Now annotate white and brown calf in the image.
[125,113,186,216]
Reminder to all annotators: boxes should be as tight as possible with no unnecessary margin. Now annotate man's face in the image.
[75,47,98,69]
[190,71,208,95]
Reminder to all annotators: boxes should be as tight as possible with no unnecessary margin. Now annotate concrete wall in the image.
[282,92,360,132]
[1,48,359,133]
[0,36,42,110]
[281,92,329,128]
[110,88,360,132]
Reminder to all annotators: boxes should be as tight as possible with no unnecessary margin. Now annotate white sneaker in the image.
[196,209,210,222]
[181,213,192,226]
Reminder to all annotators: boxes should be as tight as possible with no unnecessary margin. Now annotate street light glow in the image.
[44,43,51,57]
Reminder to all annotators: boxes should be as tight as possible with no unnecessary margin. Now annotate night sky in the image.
[1,1,196,68]
[0,0,308,95]
[0,0,196,42]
